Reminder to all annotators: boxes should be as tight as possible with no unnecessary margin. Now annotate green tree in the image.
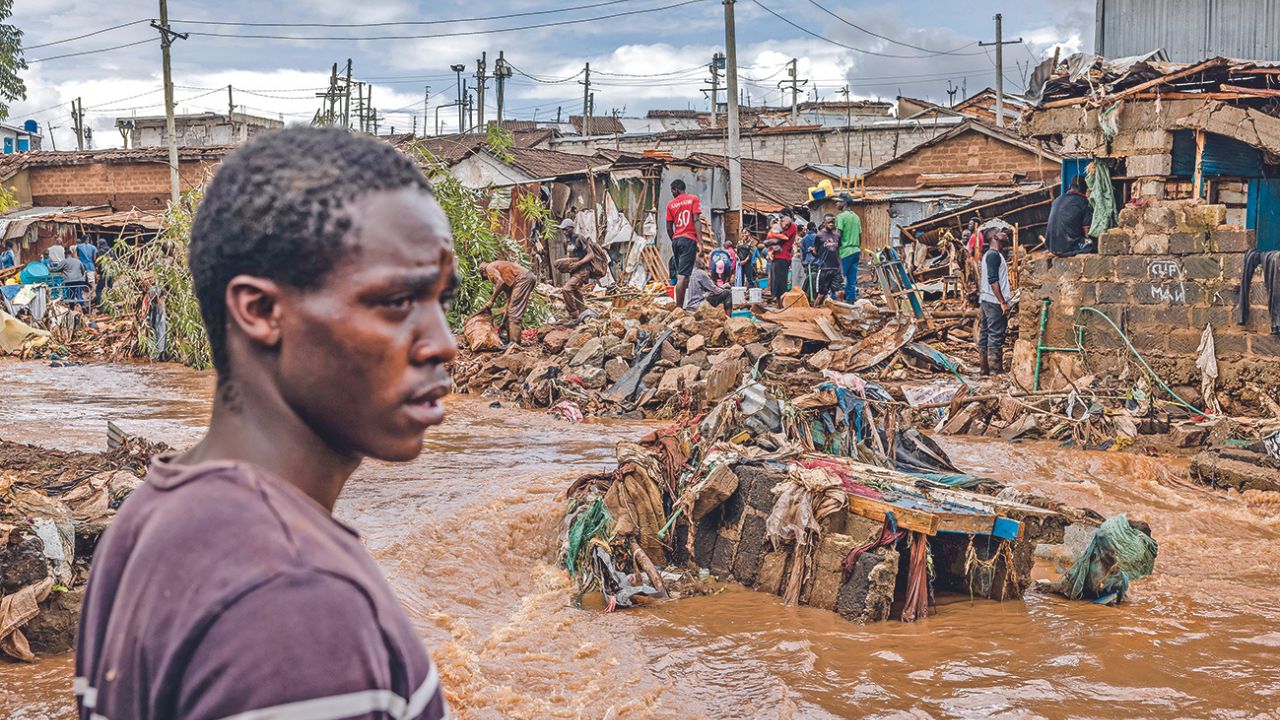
[0,0,26,119]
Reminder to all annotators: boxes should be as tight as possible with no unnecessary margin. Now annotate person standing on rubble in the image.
[476,260,537,343]
[765,211,797,303]
[1047,175,1096,257]
[979,230,1014,375]
[74,128,452,720]
[557,217,602,321]
[811,214,842,305]
[835,195,863,301]
[665,178,702,308]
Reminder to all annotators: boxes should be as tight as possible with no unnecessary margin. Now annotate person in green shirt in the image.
[834,195,862,301]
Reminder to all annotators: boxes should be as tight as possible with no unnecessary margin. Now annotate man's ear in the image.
[225,275,283,350]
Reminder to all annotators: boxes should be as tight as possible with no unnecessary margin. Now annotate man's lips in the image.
[404,383,450,426]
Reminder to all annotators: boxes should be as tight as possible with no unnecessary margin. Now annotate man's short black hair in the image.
[671,179,686,192]
[190,127,433,376]
[1070,174,1088,192]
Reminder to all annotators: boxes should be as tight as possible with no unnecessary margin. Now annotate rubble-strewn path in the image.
[3,359,1280,719]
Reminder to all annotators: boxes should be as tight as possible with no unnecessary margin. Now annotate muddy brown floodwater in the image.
[3,358,1280,719]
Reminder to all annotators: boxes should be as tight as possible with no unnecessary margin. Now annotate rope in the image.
[1076,306,1207,416]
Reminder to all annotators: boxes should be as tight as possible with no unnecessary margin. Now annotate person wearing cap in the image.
[554,217,602,320]
[835,195,862,301]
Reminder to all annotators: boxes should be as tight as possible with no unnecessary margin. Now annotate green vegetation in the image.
[0,0,25,119]
[100,187,213,369]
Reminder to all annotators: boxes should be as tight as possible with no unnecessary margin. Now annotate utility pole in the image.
[978,13,1022,127]
[422,86,429,137]
[70,98,84,151]
[47,122,58,151]
[153,0,188,205]
[580,62,592,136]
[723,0,742,242]
[342,59,352,129]
[494,51,512,126]
[227,84,236,139]
[946,80,959,107]
[841,85,850,171]
[778,58,807,123]
[704,52,725,128]
[475,52,487,131]
[451,64,466,134]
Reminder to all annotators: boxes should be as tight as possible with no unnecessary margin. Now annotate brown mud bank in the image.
[3,359,1280,719]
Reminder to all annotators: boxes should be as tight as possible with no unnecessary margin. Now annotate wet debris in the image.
[0,424,167,661]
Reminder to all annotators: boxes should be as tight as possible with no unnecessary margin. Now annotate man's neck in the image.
[181,378,361,511]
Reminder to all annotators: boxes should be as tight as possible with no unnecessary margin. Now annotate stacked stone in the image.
[1016,198,1277,409]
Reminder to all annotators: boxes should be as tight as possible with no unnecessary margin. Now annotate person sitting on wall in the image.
[1047,175,1096,257]
[684,250,732,312]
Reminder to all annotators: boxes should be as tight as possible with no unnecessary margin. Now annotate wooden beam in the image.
[1131,91,1252,100]
[1220,83,1280,98]
[844,494,940,535]
[1039,57,1230,109]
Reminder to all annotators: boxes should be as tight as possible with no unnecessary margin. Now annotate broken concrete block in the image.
[685,351,708,369]
[770,334,803,357]
[744,342,769,364]
[1131,232,1170,255]
[686,334,706,353]
[1098,229,1131,256]
[754,550,790,595]
[565,331,593,351]
[709,344,746,367]
[725,316,760,345]
[542,328,572,354]
[575,366,608,390]
[704,357,746,402]
[569,337,605,367]
[604,357,630,383]
[803,533,860,610]
[1144,205,1177,232]
[1117,206,1142,228]
[835,549,898,624]
[731,514,768,585]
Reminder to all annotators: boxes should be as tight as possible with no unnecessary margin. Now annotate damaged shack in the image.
[1018,54,1280,406]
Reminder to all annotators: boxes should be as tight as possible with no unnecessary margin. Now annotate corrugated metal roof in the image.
[503,147,603,178]
[1097,0,1280,64]
[684,152,813,210]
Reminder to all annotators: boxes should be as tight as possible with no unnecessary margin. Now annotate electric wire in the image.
[803,0,983,56]
[24,19,152,51]
[171,0,633,28]
[752,0,982,59]
[176,0,714,42]
[28,38,156,64]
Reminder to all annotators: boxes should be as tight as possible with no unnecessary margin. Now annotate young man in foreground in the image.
[75,128,455,720]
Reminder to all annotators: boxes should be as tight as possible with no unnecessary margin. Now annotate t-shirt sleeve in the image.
[665,200,675,222]
[177,571,446,720]
[985,252,1002,285]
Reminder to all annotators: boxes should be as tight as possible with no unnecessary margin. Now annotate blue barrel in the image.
[18,261,50,285]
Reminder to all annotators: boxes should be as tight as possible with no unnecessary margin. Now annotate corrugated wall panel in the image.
[1100,0,1279,62]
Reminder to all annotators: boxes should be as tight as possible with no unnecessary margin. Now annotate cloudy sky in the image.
[10,0,1094,150]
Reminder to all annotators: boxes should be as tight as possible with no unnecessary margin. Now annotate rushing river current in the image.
[2,358,1279,719]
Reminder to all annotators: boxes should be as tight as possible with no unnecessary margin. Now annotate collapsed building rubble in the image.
[0,425,166,660]
[555,375,1158,623]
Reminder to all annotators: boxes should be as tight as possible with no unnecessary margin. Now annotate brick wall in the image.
[1014,198,1276,412]
[29,159,218,210]
[866,130,1059,187]
[552,124,950,169]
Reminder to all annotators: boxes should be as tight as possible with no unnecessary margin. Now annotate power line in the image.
[803,1,983,56]
[176,0,714,41]
[171,0,633,28]
[24,19,152,51]
[28,38,156,64]
[751,0,981,59]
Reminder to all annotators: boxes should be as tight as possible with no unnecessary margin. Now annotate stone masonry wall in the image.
[1014,198,1279,412]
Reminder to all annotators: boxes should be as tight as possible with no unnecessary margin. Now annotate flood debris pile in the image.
[555,380,1147,624]
[453,286,992,422]
[0,426,166,661]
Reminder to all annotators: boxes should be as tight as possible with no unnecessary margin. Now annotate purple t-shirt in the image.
[75,457,449,720]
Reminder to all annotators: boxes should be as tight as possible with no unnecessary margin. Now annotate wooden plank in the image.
[933,511,997,536]
[1220,83,1280,98]
[1193,129,1206,200]
[845,493,939,535]
[813,315,847,343]
[1039,57,1230,109]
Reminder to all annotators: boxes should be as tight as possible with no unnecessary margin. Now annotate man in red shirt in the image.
[765,211,798,303]
[665,178,702,308]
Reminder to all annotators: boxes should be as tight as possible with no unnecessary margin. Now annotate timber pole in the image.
[154,0,187,205]
[723,0,743,240]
